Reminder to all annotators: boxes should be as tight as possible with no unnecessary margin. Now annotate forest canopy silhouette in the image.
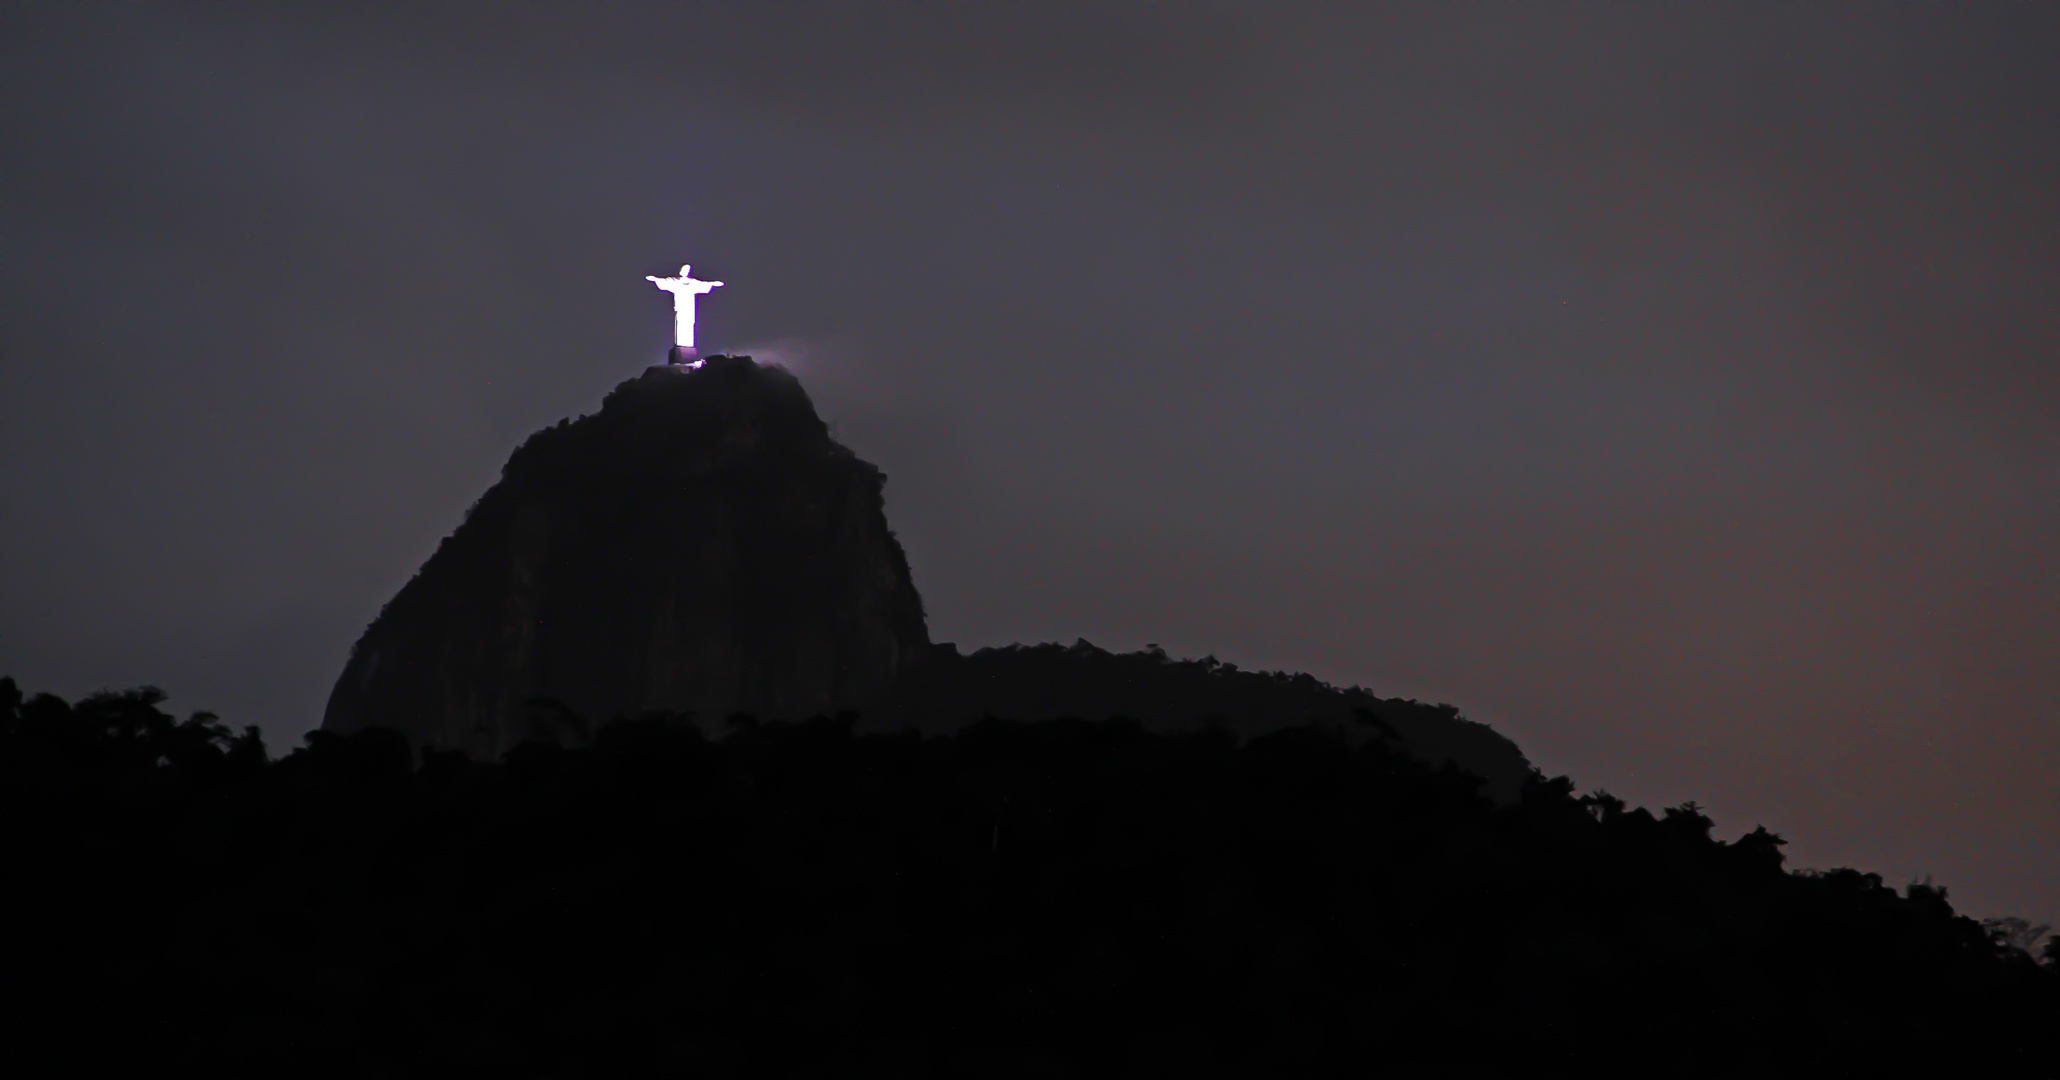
[4,673,2053,1078]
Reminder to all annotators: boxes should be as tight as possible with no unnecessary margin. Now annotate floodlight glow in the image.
[646,264,724,347]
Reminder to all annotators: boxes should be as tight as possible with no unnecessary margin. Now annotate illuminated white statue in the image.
[646,264,724,349]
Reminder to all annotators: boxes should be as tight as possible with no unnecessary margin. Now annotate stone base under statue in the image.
[669,346,701,366]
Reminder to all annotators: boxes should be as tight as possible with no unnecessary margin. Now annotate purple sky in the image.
[3,4,2055,925]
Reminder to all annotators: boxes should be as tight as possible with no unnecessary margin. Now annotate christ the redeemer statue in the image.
[647,264,723,361]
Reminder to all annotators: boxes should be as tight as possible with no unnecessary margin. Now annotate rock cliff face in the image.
[322,356,931,758]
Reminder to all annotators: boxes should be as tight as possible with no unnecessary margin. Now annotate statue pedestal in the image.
[668,346,701,366]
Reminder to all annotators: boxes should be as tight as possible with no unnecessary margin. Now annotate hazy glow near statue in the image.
[647,264,724,355]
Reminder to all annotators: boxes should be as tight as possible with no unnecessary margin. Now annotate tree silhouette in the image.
[1,675,2053,1077]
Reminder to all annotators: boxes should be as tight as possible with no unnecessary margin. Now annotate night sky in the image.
[3,5,2055,925]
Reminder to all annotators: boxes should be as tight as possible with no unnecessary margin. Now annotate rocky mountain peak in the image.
[322,356,931,758]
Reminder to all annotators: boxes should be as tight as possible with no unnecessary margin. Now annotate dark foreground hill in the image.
[6,680,2053,1078]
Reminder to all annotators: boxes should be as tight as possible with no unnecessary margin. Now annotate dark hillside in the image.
[5,678,2052,1078]
[889,640,1534,802]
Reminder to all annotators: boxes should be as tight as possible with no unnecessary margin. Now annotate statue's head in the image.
[680,264,693,275]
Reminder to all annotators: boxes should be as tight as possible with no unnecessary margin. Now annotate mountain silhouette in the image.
[324,356,1531,795]
[323,356,931,759]
[5,362,2053,1076]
